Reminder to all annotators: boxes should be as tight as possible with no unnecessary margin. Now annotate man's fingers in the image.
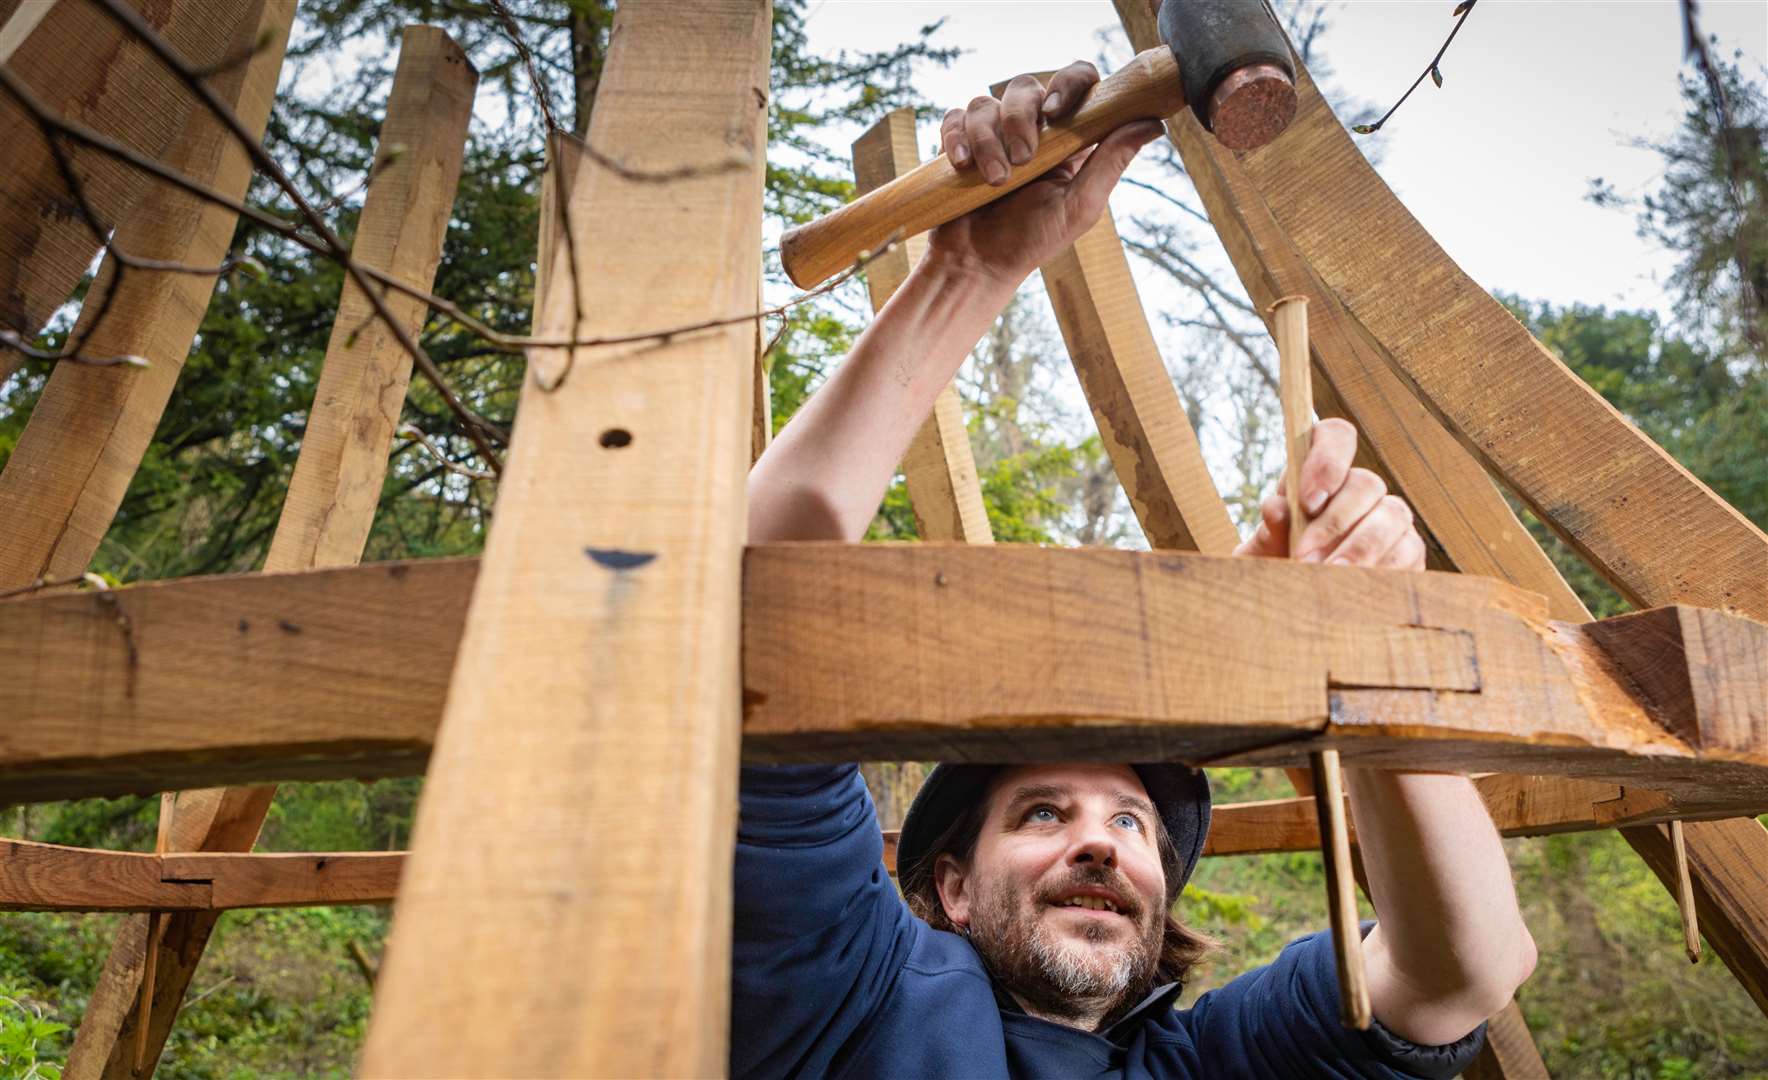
[1063,119,1163,226]
[1378,529,1428,572]
[964,95,1011,185]
[1042,60,1099,120]
[1321,494,1414,567]
[940,108,971,168]
[999,74,1044,167]
[1294,467,1386,562]
[1299,417,1358,517]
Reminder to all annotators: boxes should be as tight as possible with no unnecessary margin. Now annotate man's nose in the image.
[1067,822,1118,869]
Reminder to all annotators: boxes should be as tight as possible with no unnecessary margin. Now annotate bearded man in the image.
[734,62,1536,1079]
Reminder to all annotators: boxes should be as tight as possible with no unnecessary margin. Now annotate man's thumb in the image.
[1068,120,1166,219]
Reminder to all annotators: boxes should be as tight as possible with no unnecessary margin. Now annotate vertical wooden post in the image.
[61,24,475,1079]
[358,2,770,1074]
[851,108,993,543]
[1464,1001,1551,1080]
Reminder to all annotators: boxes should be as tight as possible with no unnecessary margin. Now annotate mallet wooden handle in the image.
[778,46,1185,289]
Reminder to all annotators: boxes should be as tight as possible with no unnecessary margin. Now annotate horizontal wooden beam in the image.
[0,838,401,912]
[4,548,1767,810]
[7,773,1700,911]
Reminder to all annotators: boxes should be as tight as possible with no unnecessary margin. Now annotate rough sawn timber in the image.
[60,28,478,1080]
[357,3,771,1074]
[0,0,289,588]
[0,0,252,378]
[0,839,401,913]
[10,549,1768,802]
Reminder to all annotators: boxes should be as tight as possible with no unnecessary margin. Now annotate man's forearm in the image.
[748,251,1018,543]
[1349,768,1537,1046]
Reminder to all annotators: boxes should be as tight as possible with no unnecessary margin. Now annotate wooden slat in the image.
[61,27,475,1079]
[8,552,1768,808]
[1234,45,1768,617]
[0,0,253,364]
[0,839,400,912]
[265,27,478,570]
[1110,0,1581,612]
[1117,0,1768,1025]
[851,107,992,543]
[1040,207,1237,553]
[358,4,770,1074]
[1628,817,1768,1013]
[0,0,287,587]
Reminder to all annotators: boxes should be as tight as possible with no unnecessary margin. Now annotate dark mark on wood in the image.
[238,619,249,634]
[278,619,302,634]
[584,548,657,571]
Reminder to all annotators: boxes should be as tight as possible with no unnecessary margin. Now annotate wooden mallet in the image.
[778,0,1297,288]
[1273,294,1374,1031]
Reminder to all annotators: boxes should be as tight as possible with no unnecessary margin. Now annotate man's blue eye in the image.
[1113,813,1143,831]
[1028,807,1058,822]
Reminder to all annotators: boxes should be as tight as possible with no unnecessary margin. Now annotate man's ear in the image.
[934,852,972,928]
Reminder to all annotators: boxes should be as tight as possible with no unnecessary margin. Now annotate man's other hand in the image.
[929,61,1164,286]
[1233,418,1426,570]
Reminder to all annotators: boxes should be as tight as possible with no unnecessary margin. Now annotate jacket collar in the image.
[989,977,1184,1047]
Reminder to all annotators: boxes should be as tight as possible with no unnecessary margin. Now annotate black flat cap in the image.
[895,763,1212,904]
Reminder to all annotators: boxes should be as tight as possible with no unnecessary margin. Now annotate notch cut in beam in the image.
[0,839,401,913]
[4,547,1768,810]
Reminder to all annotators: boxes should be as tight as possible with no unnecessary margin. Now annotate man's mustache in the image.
[1035,866,1145,922]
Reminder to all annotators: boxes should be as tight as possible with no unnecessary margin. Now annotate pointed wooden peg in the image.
[1671,819,1702,964]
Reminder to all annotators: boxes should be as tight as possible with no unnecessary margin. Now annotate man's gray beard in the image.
[966,875,1163,1024]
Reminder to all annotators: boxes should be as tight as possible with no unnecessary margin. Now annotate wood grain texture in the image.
[0,0,289,588]
[0,840,400,913]
[357,4,770,1074]
[1040,207,1236,553]
[1113,0,1583,613]
[1590,605,1768,757]
[265,26,477,571]
[9,552,1768,808]
[1119,0,1768,1022]
[0,557,469,801]
[0,0,253,358]
[852,108,992,543]
[1227,44,1768,619]
[781,46,1184,288]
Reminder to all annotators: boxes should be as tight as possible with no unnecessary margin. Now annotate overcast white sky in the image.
[799,0,1768,319]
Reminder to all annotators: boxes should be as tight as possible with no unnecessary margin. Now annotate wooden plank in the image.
[852,107,992,543]
[1116,0,1768,1023]
[265,26,478,570]
[1464,1000,1551,1080]
[1227,40,1768,618]
[1110,0,1582,611]
[357,4,770,1074]
[61,29,475,1076]
[0,0,288,587]
[0,0,252,361]
[1040,207,1237,552]
[0,839,401,912]
[9,553,1768,810]
[1589,605,1768,757]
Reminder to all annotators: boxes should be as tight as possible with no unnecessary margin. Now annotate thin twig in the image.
[1352,1,1478,136]
[398,423,497,481]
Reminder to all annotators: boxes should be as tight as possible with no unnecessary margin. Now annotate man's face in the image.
[934,764,1168,1019]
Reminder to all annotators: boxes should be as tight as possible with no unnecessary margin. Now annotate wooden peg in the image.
[136,790,175,1073]
[1274,294,1372,1030]
[1670,819,1702,964]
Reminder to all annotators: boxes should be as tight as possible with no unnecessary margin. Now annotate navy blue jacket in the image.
[733,764,1486,1079]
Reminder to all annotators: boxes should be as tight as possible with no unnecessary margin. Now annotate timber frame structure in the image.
[1,1,1766,1076]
